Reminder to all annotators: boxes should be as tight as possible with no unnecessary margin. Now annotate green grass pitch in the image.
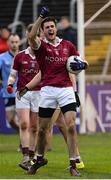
[0,132,111,179]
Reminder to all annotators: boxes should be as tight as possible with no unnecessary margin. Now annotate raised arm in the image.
[29,7,49,49]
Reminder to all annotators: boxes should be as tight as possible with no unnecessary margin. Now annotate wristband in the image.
[7,84,13,94]
[17,86,29,100]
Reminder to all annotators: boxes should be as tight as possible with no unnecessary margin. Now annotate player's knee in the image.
[20,121,28,130]
[30,124,37,134]
[9,119,15,125]
[38,127,46,138]
[67,124,75,135]
[57,123,65,130]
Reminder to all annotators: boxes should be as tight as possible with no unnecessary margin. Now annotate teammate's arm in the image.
[7,69,17,94]
[17,70,41,100]
[26,70,41,89]
[8,69,17,85]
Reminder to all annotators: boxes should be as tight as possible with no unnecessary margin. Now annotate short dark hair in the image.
[41,16,57,30]
[0,26,10,32]
[9,33,19,36]
[8,33,20,39]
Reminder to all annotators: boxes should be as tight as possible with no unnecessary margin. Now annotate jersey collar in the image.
[25,47,35,59]
[8,51,14,57]
[44,36,62,47]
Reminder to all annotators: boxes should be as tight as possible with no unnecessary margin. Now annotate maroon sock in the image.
[37,155,44,161]
[22,147,29,156]
[70,160,76,168]
[76,159,80,163]
[29,150,34,159]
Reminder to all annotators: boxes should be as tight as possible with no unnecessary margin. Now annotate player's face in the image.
[42,21,57,42]
[8,35,20,52]
[1,28,10,40]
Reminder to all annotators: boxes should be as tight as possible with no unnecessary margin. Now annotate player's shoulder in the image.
[61,39,78,54]
[18,49,26,55]
[0,51,8,58]
[15,49,26,57]
[0,51,10,63]
[61,39,76,47]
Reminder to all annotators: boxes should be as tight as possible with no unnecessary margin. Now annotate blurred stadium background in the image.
[0,0,111,134]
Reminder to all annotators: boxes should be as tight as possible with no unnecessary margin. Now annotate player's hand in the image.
[75,91,81,107]
[40,6,49,18]
[82,60,89,69]
[70,60,88,71]
[7,84,13,94]
[17,86,29,100]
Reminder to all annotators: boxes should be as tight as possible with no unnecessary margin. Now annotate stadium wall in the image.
[0,84,111,134]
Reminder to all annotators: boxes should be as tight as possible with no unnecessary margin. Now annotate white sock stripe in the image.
[70,157,77,161]
[75,156,81,160]
[37,154,43,157]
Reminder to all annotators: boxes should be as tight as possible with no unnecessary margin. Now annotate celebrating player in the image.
[18,7,88,176]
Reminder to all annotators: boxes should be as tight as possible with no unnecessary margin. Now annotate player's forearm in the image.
[30,17,43,39]
[26,71,41,90]
[29,7,49,49]
[69,73,77,91]
[8,69,17,85]
[29,17,43,49]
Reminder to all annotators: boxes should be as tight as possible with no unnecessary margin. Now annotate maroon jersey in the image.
[34,37,79,87]
[12,47,40,91]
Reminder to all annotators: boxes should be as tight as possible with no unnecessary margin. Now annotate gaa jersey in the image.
[34,37,79,87]
[0,51,16,98]
[12,47,40,91]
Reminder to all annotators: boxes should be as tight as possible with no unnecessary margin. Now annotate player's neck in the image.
[9,49,19,56]
[28,46,34,56]
[46,37,57,45]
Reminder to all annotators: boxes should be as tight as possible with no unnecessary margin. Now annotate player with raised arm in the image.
[18,7,88,176]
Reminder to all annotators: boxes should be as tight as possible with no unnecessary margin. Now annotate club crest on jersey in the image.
[31,63,35,68]
[47,48,52,52]
[55,50,59,55]
[22,61,28,64]
[63,48,68,55]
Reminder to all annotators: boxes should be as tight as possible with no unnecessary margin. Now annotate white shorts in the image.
[39,86,76,109]
[16,91,40,112]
